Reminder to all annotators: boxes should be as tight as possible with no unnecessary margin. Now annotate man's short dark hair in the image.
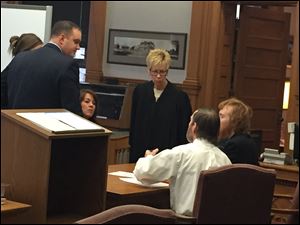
[193,108,220,145]
[51,20,81,37]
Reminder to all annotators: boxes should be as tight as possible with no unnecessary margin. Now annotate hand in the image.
[144,148,159,157]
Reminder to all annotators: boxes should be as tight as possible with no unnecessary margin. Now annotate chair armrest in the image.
[175,214,197,224]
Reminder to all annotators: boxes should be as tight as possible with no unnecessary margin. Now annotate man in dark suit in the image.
[6,20,82,114]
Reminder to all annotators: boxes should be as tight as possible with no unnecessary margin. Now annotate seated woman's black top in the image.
[218,133,259,165]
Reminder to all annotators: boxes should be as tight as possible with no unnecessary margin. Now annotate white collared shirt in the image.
[153,87,163,101]
[48,41,62,53]
[133,138,231,216]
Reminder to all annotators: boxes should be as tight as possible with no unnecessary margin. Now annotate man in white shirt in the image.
[133,108,232,216]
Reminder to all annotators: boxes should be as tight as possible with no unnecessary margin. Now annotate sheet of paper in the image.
[17,112,76,132]
[17,111,105,133]
[45,112,105,130]
[119,177,169,188]
[108,171,135,178]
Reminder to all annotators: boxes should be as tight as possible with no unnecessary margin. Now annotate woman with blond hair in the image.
[217,97,259,165]
[129,48,192,163]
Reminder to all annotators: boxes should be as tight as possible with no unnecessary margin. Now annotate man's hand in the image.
[144,148,159,157]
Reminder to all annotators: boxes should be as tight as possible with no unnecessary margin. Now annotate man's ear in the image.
[58,34,65,46]
[192,122,197,134]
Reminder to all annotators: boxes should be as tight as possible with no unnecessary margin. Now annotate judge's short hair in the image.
[146,48,171,70]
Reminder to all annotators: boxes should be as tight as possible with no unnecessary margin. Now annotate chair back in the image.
[193,164,276,224]
[75,204,177,224]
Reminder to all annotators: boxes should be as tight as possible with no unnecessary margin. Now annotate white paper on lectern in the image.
[119,177,169,188]
[17,112,105,133]
[17,112,76,132]
[45,112,104,130]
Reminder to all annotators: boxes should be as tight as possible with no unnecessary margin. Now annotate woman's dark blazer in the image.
[218,133,259,165]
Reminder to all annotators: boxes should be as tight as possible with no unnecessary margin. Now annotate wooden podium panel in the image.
[1,109,112,223]
[259,162,299,195]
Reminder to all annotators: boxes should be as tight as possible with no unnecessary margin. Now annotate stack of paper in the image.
[17,112,105,134]
[263,148,287,165]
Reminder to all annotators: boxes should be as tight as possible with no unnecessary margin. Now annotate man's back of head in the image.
[193,108,220,145]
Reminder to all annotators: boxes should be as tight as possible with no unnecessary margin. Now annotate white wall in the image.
[103,1,192,84]
[1,4,52,72]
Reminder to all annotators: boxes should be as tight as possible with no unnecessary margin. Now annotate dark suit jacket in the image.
[1,66,9,109]
[6,43,82,114]
[218,133,259,165]
[129,80,192,163]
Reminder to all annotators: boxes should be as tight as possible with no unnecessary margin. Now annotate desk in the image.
[1,200,31,224]
[259,162,299,195]
[106,164,170,209]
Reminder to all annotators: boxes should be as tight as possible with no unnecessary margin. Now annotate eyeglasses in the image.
[150,69,168,76]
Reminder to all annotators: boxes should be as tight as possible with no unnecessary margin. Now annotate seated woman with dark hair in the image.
[80,89,97,122]
[217,97,259,165]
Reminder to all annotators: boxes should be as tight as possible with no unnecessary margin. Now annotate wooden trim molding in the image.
[223,1,298,6]
[85,1,106,83]
[185,1,223,109]
[285,2,299,154]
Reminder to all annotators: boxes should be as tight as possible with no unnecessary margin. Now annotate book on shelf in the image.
[264,148,280,154]
[17,111,106,134]
[263,152,287,160]
[263,157,285,165]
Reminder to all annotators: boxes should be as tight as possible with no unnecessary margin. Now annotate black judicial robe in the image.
[129,80,192,163]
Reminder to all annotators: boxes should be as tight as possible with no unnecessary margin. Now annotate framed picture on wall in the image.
[107,29,187,69]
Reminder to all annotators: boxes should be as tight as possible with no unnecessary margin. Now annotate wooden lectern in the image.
[1,109,112,223]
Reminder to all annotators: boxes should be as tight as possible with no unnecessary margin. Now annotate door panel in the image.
[234,6,290,149]
[214,4,236,106]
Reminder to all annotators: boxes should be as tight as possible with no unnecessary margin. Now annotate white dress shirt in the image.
[133,138,232,216]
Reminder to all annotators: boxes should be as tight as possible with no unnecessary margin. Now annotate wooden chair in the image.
[75,204,178,224]
[76,164,276,224]
[191,164,276,224]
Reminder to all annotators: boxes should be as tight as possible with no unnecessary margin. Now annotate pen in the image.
[58,120,76,129]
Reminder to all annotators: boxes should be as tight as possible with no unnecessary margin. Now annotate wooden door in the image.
[234,6,290,149]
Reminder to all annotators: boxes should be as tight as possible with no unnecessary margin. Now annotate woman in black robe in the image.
[129,48,192,163]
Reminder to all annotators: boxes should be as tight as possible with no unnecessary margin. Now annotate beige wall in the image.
[103,1,192,84]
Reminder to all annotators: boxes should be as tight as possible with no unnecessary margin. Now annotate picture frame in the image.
[107,29,187,69]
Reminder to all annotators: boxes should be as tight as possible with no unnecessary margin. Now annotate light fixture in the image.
[236,4,240,19]
[282,81,290,109]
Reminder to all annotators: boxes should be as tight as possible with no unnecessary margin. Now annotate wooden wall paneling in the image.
[184,1,223,110]
[224,1,298,7]
[234,6,290,149]
[213,3,236,108]
[285,2,299,154]
[85,1,106,83]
